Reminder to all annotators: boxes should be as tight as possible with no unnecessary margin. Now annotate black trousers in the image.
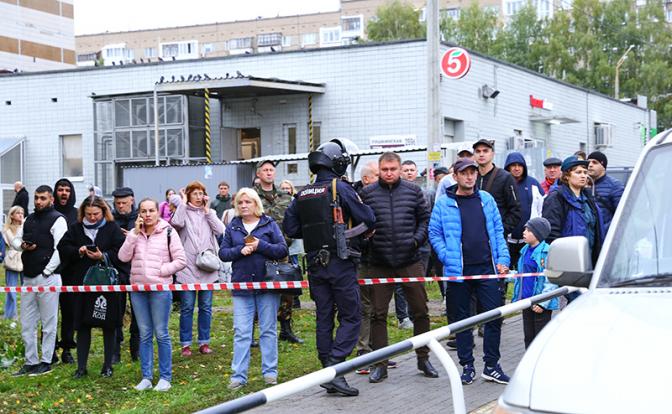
[522,308,552,349]
[114,293,139,357]
[59,292,76,350]
[77,326,116,370]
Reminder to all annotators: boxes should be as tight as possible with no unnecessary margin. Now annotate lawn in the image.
[0,267,449,414]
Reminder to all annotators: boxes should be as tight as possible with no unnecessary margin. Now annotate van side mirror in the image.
[545,236,593,288]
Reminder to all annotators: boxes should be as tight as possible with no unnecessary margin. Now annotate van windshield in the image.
[599,145,672,287]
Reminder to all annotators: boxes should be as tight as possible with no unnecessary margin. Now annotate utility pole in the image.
[426,0,440,188]
[614,44,634,99]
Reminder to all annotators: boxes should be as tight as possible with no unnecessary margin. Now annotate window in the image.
[534,0,552,18]
[285,124,297,154]
[309,122,321,150]
[442,8,461,20]
[505,0,524,15]
[257,33,282,47]
[301,33,317,46]
[667,8,672,22]
[131,98,148,126]
[202,43,214,54]
[162,43,179,57]
[228,37,253,50]
[282,36,292,47]
[144,47,157,58]
[114,100,130,127]
[341,15,363,35]
[115,131,131,158]
[61,135,82,178]
[320,27,341,46]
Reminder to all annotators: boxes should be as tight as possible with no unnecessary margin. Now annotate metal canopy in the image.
[154,75,326,97]
[0,137,23,157]
[529,115,580,125]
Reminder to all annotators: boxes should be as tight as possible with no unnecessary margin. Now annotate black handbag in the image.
[264,261,302,283]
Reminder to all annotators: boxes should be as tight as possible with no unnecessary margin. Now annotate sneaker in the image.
[387,360,398,369]
[263,375,277,385]
[134,378,153,391]
[355,366,371,375]
[398,317,414,330]
[461,364,476,385]
[198,344,213,355]
[28,362,52,376]
[228,380,245,391]
[13,364,38,377]
[153,379,171,392]
[181,346,192,357]
[482,365,510,384]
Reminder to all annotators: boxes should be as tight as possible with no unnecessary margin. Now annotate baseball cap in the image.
[256,160,275,169]
[472,138,495,150]
[433,166,450,176]
[456,143,474,156]
[452,158,479,173]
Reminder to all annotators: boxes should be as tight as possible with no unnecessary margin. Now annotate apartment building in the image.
[0,0,75,72]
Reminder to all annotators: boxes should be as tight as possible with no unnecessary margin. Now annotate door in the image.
[220,127,239,161]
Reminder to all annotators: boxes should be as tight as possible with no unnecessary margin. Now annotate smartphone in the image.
[244,235,255,243]
[86,244,97,252]
[23,240,35,246]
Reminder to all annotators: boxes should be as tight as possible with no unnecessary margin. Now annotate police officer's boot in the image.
[319,358,338,394]
[325,357,359,397]
[279,319,304,344]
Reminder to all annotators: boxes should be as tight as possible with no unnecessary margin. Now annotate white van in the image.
[495,130,672,414]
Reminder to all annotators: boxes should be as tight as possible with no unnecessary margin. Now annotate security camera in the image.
[481,84,500,99]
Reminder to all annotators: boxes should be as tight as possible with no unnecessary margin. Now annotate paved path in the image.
[252,315,526,414]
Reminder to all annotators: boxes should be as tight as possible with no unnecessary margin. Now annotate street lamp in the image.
[614,44,634,99]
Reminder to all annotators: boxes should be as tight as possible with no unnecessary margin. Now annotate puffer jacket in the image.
[118,219,187,284]
[219,214,288,297]
[542,183,605,266]
[429,189,510,281]
[359,178,429,268]
[592,174,624,232]
[169,195,225,284]
[504,152,545,240]
[511,242,559,310]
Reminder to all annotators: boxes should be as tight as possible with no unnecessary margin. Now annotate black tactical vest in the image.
[22,206,63,277]
[295,183,336,253]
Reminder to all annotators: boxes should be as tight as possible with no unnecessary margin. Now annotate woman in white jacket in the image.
[2,206,24,321]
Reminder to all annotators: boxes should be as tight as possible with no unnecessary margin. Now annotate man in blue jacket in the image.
[587,151,624,232]
[504,152,545,269]
[429,158,511,385]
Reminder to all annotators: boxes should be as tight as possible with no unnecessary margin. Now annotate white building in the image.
[0,40,655,214]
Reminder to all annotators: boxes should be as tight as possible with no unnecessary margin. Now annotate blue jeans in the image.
[231,293,280,383]
[179,290,213,346]
[131,291,172,382]
[4,270,21,320]
[446,262,503,367]
[394,284,410,321]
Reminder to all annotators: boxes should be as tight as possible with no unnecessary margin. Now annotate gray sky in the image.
[74,0,341,35]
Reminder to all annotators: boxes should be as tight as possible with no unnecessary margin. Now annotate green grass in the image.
[0,268,449,414]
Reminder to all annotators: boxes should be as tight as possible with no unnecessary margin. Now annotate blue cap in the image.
[561,156,589,172]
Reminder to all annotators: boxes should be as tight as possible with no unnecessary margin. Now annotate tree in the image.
[441,4,501,56]
[367,0,425,42]
[496,4,547,71]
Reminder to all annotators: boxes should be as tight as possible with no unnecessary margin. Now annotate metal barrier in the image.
[195,286,578,414]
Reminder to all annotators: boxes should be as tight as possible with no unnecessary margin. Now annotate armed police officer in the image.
[283,139,375,397]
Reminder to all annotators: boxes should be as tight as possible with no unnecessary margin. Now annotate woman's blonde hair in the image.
[234,187,264,218]
[4,205,24,232]
[279,179,296,196]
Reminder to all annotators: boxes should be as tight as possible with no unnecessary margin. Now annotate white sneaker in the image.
[398,318,414,330]
[134,378,153,391]
[153,379,171,392]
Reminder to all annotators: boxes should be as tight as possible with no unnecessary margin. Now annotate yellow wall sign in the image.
[427,151,441,161]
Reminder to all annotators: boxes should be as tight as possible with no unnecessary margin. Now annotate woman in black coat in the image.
[57,196,126,378]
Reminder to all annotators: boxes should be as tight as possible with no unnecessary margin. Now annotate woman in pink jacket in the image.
[118,198,186,392]
[170,181,224,356]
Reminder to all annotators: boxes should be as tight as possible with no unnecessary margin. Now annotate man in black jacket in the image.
[53,178,78,364]
[360,152,439,383]
[12,181,29,213]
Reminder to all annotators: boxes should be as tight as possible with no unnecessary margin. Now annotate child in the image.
[512,217,559,349]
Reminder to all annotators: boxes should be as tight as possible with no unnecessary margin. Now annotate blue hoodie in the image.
[504,152,544,240]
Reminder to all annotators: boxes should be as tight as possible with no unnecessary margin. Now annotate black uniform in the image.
[283,170,375,363]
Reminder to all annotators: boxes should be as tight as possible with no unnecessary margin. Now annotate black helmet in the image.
[308,139,351,176]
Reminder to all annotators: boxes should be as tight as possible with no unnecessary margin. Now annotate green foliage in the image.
[436,0,672,129]
[367,0,426,42]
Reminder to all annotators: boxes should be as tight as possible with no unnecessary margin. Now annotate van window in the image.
[599,145,672,287]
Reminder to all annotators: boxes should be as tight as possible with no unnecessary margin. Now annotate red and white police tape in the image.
[0,272,543,293]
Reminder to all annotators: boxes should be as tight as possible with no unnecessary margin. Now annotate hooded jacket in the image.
[511,241,559,310]
[504,153,545,240]
[118,219,187,285]
[591,174,624,232]
[429,188,510,281]
[475,164,521,237]
[54,178,78,226]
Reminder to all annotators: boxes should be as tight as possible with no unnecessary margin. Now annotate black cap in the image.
[472,138,495,150]
[256,160,275,170]
[543,157,562,167]
[452,158,479,172]
[111,187,134,198]
[434,166,450,176]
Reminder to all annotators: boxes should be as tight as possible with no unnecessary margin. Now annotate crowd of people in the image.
[0,138,624,396]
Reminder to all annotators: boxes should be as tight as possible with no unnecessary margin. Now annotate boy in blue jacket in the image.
[512,217,559,349]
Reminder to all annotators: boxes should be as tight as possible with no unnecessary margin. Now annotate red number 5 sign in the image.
[440,47,472,79]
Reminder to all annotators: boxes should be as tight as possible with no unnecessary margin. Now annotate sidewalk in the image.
[252,315,525,414]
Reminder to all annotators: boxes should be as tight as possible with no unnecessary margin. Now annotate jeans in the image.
[179,290,213,346]
[3,270,21,320]
[131,291,172,382]
[231,293,280,383]
[446,262,503,367]
[394,284,410,321]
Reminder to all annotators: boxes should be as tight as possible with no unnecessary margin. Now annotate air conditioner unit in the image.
[594,124,613,148]
[506,136,526,150]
